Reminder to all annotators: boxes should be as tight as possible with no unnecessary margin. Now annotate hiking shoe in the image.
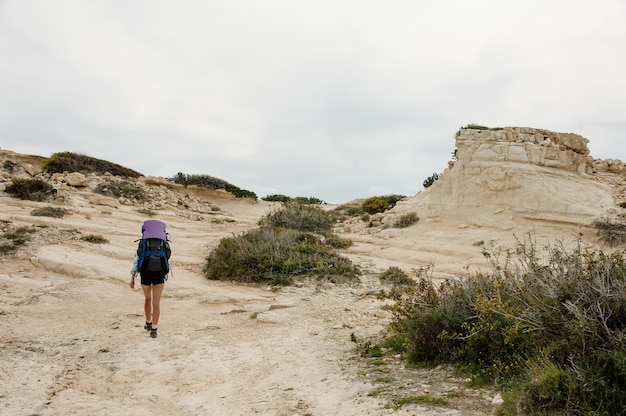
[150,328,157,338]
[144,322,152,331]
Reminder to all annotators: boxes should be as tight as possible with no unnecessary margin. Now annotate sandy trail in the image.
[0,190,497,416]
[0,260,432,416]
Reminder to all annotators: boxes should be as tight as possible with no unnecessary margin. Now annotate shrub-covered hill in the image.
[0,149,257,202]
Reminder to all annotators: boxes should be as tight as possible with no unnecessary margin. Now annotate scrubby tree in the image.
[423,173,439,188]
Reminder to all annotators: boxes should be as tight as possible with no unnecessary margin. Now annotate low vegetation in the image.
[262,194,292,202]
[94,179,145,201]
[203,202,359,285]
[361,196,389,215]
[455,123,504,138]
[393,212,419,228]
[332,204,364,219]
[393,395,448,409]
[262,194,325,204]
[3,160,18,173]
[594,218,626,246]
[80,234,109,244]
[169,172,257,199]
[379,266,414,286]
[361,194,405,215]
[322,233,353,249]
[42,152,142,177]
[0,224,36,254]
[259,202,332,231]
[460,123,504,131]
[383,241,626,415]
[4,178,55,201]
[31,207,67,218]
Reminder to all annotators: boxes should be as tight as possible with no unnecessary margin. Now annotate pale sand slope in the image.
[0,188,496,416]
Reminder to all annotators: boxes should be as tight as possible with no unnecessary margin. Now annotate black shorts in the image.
[140,273,166,286]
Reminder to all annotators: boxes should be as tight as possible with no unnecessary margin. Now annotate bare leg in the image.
[142,284,153,324]
[150,283,165,328]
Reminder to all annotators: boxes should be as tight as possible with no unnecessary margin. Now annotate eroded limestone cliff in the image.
[393,127,625,245]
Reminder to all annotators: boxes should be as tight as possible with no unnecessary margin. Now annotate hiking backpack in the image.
[136,220,171,279]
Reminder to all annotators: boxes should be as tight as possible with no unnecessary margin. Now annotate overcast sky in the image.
[1,1,625,203]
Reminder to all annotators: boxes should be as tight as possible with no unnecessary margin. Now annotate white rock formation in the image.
[394,127,622,242]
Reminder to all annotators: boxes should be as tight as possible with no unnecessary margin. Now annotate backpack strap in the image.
[136,239,148,270]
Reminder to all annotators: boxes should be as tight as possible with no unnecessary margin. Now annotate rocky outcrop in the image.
[590,158,625,174]
[393,127,624,242]
[455,127,590,174]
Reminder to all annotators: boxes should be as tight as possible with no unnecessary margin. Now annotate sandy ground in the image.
[1,186,528,416]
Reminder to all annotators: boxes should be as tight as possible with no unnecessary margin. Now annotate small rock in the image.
[22,163,40,176]
[66,172,88,187]
[492,393,504,405]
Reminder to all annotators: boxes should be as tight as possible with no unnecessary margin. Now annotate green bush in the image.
[169,172,257,199]
[423,173,439,189]
[4,178,54,201]
[224,184,257,199]
[31,207,67,218]
[204,203,358,285]
[361,195,405,215]
[385,241,626,414]
[0,226,36,254]
[259,202,333,232]
[262,194,292,202]
[203,227,359,285]
[386,272,476,364]
[293,196,325,205]
[393,212,419,228]
[42,152,142,177]
[262,195,325,204]
[80,234,109,244]
[94,179,145,200]
[379,266,414,286]
[169,172,228,188]
[362,197,390,214]
[3,160,17,173]
[522,361,577,413]
[334,205,364,217]
[322,232,353,249]
[385,194,405,206]
[325,205,365,224]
